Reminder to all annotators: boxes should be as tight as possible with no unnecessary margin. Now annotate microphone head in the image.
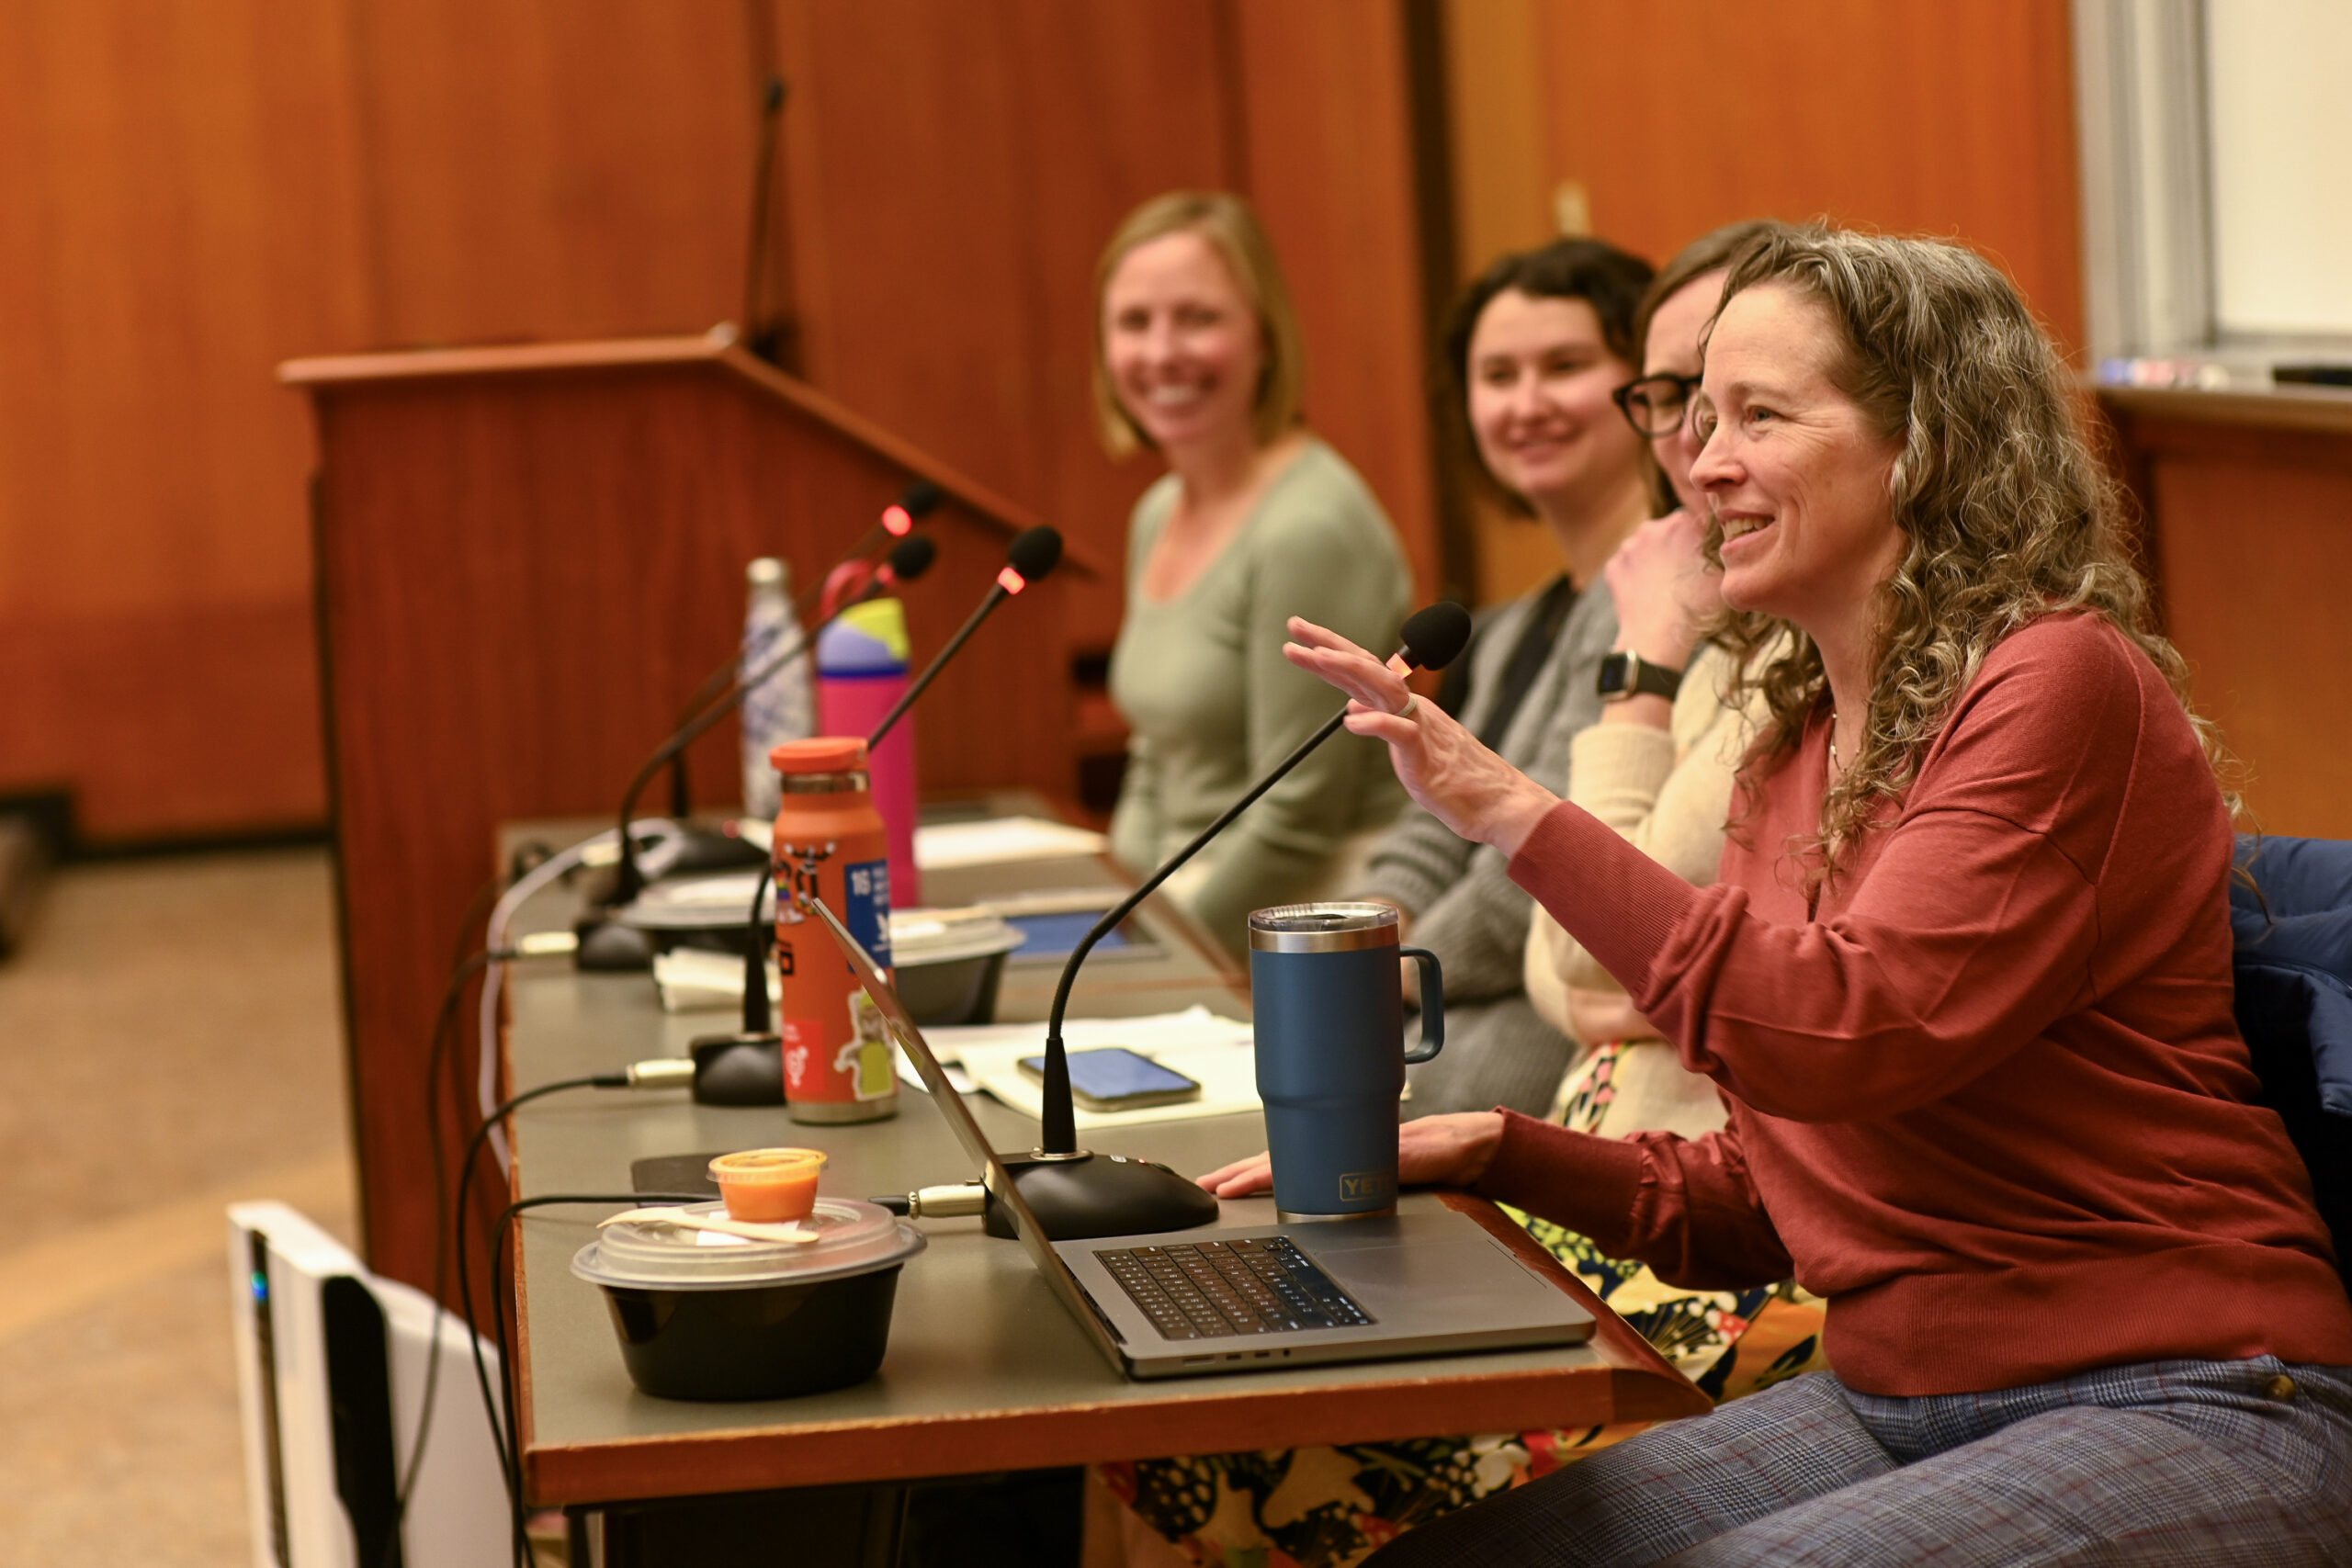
[1399,602,1474,671]
[1006,525,1063,582]
[886,534,938,583]
[901,480,944,520]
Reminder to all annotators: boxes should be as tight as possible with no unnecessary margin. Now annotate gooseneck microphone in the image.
[742,75,791,367]
[616,863,797,1104]
[867,525,1062,748]
[682,860,793,1106]
[576,532,939,969]
[1018,602,1476,1239]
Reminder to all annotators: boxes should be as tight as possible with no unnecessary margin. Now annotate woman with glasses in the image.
[1504,221,1831,1414]
[1245,227,2352,1566]
[1347,236,1657,1121]
[1526,220,1791,1125]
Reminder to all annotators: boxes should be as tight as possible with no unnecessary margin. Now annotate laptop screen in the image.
[798,893,1130,1367]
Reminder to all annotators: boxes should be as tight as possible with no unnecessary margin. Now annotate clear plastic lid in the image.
[571,1198,924,1292]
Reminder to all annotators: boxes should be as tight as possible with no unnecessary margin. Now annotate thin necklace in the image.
[1827,713,1839,773]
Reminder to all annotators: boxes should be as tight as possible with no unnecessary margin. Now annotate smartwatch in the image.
[1597,650,1683,704]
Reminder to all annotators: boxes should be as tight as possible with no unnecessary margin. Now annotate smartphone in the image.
[1017,1046,1202,1111]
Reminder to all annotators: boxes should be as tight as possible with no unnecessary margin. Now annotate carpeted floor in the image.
[0,847,354,1564]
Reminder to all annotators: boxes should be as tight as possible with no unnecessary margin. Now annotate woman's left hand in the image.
[1283,617,1558,857]
[1605,508,1721,669]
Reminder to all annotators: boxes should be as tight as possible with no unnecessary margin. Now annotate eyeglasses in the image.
[1611,373,1703,438]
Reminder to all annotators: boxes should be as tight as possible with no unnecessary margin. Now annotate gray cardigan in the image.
[1353,577,1621,1114]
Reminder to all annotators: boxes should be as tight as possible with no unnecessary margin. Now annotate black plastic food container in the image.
[572,1198,925,1402]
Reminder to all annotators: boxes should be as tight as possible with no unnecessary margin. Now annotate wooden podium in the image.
[283,332,1091,1291]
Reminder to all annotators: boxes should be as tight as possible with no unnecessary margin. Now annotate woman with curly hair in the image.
[1222,227,2352,1564]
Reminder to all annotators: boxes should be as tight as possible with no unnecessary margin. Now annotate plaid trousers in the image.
[1364,1357,2352,1567]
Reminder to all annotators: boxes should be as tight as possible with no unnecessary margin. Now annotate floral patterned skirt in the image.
[1101,1043,1829,1568]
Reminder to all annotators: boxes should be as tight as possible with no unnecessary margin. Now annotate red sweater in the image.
[1493,614,2352,1395]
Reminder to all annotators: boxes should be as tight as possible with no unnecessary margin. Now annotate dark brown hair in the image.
[1437,237,1655,513]
[1633,220,1795,367]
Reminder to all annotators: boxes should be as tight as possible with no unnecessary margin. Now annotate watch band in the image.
[1597,649,1683,704]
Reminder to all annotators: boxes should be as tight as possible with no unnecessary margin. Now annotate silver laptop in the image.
[805,897,1594,1380]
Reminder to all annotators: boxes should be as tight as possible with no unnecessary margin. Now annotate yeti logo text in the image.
[1340,1170,1396,1203]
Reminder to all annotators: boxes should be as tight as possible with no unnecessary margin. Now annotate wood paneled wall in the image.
[773,0,1439,653]
[1,0,2098,835]
[1441,0,2086,603]
[2101,391,2352,840]
[0,3,366,838]
[0,4,766,841]
[0,1,1441,841]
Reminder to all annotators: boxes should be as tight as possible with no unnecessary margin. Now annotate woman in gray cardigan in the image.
[1355,237,1657,1117]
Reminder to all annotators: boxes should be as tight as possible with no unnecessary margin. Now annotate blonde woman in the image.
[1097,191,1410,954]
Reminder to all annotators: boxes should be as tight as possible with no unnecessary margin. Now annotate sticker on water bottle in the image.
[843,857,891,969]
[839,992,897,1101]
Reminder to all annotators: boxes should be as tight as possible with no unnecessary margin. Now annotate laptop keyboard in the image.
[1097,1237,1374,1340]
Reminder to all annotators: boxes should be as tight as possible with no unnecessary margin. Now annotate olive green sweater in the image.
[1107,439,1410,953]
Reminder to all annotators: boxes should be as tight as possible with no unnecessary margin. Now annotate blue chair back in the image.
[2230,835,2352,1289]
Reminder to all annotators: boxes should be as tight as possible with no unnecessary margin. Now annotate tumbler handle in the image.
[1400,946,1444,1063]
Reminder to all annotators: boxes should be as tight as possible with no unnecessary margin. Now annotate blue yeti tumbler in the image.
[1249,902,1444,1220]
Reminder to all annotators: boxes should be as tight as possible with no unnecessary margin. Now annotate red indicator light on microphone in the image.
[998,566,1028,595]
[882,504,913,536]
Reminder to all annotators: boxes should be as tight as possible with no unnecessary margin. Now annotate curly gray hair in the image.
[1701,227,2230,886]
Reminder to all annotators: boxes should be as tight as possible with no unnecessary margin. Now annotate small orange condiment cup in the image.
[708,1147,829,1223]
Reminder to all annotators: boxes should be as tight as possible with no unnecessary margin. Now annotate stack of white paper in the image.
[911,816,1107,870]
[651,947,777,1012]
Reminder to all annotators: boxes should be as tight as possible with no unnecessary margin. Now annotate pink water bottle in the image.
[816,599,921,907]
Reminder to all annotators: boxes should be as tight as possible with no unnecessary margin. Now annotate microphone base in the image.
[650,825,769,881]
[982,1151,1222,1241]
[573,913,657,972]
[689,1032,786,1106]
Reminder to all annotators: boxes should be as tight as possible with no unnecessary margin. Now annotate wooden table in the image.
[498,840,1706,1559]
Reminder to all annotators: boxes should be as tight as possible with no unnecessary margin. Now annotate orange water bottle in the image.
[770,737,899,1124]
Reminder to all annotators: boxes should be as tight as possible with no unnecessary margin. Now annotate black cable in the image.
[403,947,510,1489]
[481,1192,707,1567]
[742,859,775,1034]
[371,942,521,1568]
[335,875,515,1568]
[447,873,505,972]
[451,1077,629,1565]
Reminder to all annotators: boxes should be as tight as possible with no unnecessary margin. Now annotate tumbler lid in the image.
[1248,901,1402,953]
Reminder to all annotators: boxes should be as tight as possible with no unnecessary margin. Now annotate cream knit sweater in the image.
[1524,641,1767,1047]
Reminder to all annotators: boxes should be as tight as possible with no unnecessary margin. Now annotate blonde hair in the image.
[1091,191,1305,457]
[1702,228,2229,886]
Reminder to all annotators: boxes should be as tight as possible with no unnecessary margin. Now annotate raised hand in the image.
[1283,616,1559,858]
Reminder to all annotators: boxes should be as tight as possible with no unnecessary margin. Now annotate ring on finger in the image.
[1395,694,1418,719]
